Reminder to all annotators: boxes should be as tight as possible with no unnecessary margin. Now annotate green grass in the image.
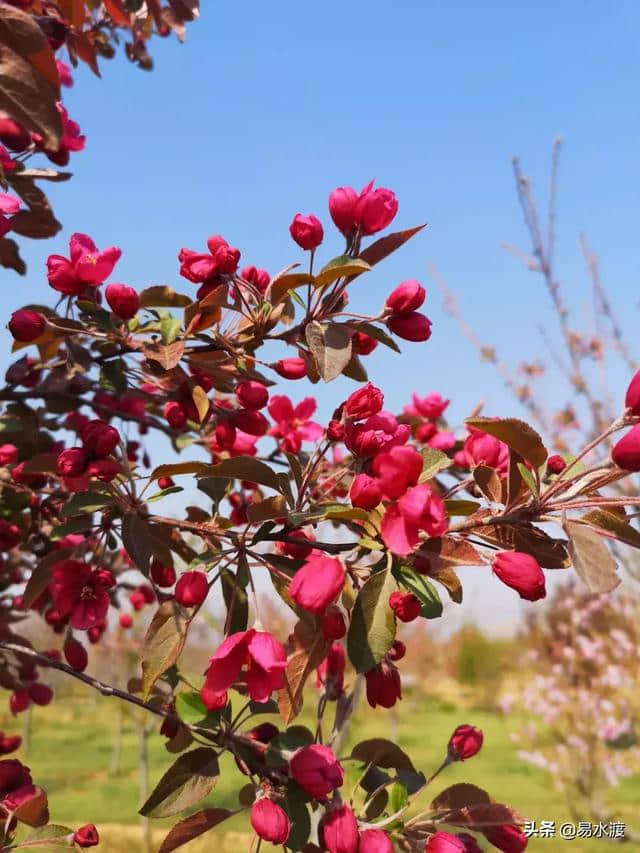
[3,687,639,852]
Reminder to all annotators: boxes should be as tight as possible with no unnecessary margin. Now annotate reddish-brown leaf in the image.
[278,619,329,723]
[158,808,233,853]
[358,224,427,268]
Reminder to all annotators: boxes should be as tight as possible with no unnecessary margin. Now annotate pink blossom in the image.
[47,233,122,295]
[202,629,287,707]
[268,395,322,453]
[0,193,20,238]
[345,411,410,458]
[381,485,448,555]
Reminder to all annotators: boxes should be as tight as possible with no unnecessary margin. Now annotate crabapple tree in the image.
[0,177,639,852]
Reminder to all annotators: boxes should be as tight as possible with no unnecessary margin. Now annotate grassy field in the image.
[3,686,639,853]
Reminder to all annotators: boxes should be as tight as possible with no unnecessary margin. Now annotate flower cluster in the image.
[1,179,638,851]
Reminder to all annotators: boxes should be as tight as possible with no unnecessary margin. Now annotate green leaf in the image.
[389,782,409,813]
[60,491,113,517]
[394,563,443,619]
[175,691,223,728]
[305,321,353,382]
[139,748,220,818]
[221,560,249,635]
[517,462,538,497]
[157,809,233,853]
[50,517,93,540]
[161,314,182,345]
[313,254,371,288]
[139,285,192,309]
[141,602,189,700]
[563,519,620,593]
[99,359,127,394]
[347,567,397,672]
[147,486,184,502]
[444,499,481,516]
[465,417,547,468]
[284,788,312,850]
[19,824,74,849]
[121,512,152,573]
[419,448,452,483]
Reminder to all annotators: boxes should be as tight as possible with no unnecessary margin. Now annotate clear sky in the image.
[3,0,639,633]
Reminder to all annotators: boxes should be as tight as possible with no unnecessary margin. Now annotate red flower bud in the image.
[164,401,187,429]
[344,383,384,420]
[359,829,394,853]
[174,571,209,607]
[612,425,640,472]
[624,369,640,416]
[0,115,31,152]
[276,528,314,560]
[73,825,99,848]
[8,310,45,343]
[447,724,484,761]
[0,444,18,465]
[389,590,421,622]
[0,734,21,755]
[250,797,291,845]
[425,832,467,852]
[86,458,120,482]
[388,639,406,661]
[157,476,174,489]
[105,283,140,320]
[546,454,566,474]
[289,555,345,614]
[387,311,432,342]
[385,279,426,313]
[81,420,120,458]
[365,659,402,708]
[350,473,382,510]
[491,551,546,601]
[235,380,268,411]
[320,803,359,853]
[273,358,307,380]
[482,824,528,853]
[356,182,398,235]
[150,559,176,588]
[118,613,133,629]
[0,519,20,550]
[64,638,88,671]
[57,448,88,478]
[9,690,30,715]
[289,213,324,250]
[322,606,346,641]
[233,409,269,436]
[28,683,53,706]
[327,419,345,441]
[329,186,359,235]
[352,330,378,356]
[289,743,344,798]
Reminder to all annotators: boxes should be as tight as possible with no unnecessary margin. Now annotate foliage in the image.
[0,172,639,852]
[0,0,199,274]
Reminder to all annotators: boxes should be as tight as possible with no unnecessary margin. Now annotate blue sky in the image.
[3,0,639,631]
